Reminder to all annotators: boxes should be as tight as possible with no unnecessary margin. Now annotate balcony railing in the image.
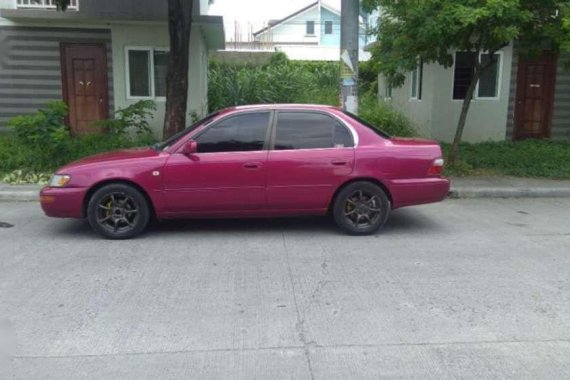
[16,0,78,10]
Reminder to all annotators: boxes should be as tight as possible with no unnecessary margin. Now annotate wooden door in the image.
[513,52,557,140]
[61,44,108,136]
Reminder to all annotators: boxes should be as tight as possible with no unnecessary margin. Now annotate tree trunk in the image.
[163,0,194,138]
[448,67,482,165]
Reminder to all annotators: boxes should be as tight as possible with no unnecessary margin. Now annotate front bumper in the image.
[40,186,86,218]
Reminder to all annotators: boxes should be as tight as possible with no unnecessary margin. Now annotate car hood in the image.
[59,147,160,171]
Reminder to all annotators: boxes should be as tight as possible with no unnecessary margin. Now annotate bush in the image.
[8,100,70,148]
[358,95,417,137]
[97,100,156,137]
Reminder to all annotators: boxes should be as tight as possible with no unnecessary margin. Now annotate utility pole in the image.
[340,0,359,114]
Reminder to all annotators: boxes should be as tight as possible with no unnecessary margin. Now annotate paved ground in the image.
[1,199,570,379]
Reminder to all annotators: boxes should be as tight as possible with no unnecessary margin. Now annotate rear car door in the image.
[163,111,272,214]
[266,111,355,211]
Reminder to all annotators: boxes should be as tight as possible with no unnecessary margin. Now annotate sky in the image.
[209,0,342,40]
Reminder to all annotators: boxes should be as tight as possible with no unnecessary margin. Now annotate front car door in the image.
[163,111,272,215]
[266,111,355,211]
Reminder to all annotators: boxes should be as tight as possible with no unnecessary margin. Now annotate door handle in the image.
[331,160,348,166]
[243,162,262,169]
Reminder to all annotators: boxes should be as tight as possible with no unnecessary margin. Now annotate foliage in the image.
[97,100,156,137]
[208,53,340,110]
[8,101,70,148]
[442,140,570,179]
[359,94,417,137]
[2,170,51,185]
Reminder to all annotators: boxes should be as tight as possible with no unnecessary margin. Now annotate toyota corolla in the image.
[40,104,450,239]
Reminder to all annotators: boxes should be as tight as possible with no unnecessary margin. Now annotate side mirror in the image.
[182,140,198,156]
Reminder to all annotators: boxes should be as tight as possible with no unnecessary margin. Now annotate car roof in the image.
[220,104,341,114]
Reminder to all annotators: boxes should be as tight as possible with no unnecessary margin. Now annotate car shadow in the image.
[48,207,443,240]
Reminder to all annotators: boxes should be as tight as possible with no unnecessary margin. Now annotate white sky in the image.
[209,0,341,40]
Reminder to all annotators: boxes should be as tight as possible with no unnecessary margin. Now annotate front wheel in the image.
[332,181,390,236]
[87,183,150,239]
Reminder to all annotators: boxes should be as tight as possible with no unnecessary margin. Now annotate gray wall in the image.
[506,51,570,140]
[0,26,113,130]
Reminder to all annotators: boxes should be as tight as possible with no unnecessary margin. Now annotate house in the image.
[251,0,371,61]
[377,44,570,142]
[0,0,225,136]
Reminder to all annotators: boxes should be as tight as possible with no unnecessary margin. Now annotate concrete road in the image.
[1,198,570,379]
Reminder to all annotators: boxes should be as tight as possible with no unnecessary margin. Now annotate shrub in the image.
[8,101,70,148]
[97,100,156,137]
[358,95,417,137]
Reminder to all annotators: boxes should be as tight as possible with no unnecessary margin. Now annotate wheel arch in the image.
[328,178,393,213]
[83,179,157,219]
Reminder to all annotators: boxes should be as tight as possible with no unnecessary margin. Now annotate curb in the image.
[0,191,40,202]
[448,187,570,199]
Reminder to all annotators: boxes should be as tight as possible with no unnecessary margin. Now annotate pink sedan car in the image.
[40,104,450,239]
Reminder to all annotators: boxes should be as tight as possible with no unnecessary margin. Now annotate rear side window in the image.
[196,112,270,153]
[274,112,354,150]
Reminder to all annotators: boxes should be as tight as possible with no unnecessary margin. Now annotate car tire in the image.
[332,181,390,236]
[87,183,150,240]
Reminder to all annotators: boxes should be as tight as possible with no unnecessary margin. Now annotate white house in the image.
[0,0,225,136]
[378,45,570,142]
[252,0,371,61]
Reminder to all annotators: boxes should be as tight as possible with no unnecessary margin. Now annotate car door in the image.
[163,111,272,214]
[266,111,355,211]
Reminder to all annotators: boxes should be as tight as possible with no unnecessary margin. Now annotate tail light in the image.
[428,158,445,176]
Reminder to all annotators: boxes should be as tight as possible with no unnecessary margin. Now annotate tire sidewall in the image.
[333,182,390,235]
[87,184,150,240]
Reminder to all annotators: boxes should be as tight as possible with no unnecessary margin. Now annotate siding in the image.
[506,50,570,140]
[0,26,113,130]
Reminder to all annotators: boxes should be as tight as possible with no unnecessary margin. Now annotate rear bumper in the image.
[40,186,86,218]
[388,177,450,209]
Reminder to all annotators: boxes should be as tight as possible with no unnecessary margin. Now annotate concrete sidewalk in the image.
[1,177,570,202]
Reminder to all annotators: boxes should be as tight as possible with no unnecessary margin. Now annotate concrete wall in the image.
[380,45,514,143]
[111,23,209,136]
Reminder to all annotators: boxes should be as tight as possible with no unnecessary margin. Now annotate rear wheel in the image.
[87,183,150,240]
[332,181,390,235]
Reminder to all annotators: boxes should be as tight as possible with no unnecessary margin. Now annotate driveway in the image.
[1,198,570,379]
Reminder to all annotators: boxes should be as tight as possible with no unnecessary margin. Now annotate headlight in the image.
[49,174,71,188]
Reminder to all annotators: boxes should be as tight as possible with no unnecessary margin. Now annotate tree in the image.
[362,0,569,164]
[55,0,205,139]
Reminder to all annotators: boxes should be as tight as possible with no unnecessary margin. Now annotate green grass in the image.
[442,140,570,179]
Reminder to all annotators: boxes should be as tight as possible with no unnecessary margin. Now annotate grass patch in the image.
[442,140,570,179]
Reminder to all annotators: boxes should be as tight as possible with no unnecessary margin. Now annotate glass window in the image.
[196,113,270,153]
[325,20,333,35]
[128,50,151,97]
[153,50,168,98]
[410,60,422,100]
[478,53,500,98]
[453,52,501,100]
[306,21,315,35]
[275,112,353,150]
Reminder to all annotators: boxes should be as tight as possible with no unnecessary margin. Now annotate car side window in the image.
[274,112,354,150]
[196,112,270,153]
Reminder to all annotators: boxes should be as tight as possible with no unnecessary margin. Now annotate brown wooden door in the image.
[513,52,557,140]
[61,44,108,136]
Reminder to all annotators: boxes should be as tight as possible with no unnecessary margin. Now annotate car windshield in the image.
[155,112,220,151]
[342,111,392,139]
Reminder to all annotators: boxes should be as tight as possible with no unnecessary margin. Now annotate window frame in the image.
[191,111,274,154]
[270,110,355,151]
[409,59,422,101]
[306,20,316,36]
[451,51,503,102]
[125,46,169,101]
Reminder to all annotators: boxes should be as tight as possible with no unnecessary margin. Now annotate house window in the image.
[126,47,169,99]
[453,51,501,100]
[385,83,393,99]
[306,21,315,35]
[325,21,333,35]
[16,0,78,9]
[410,60,423,100]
